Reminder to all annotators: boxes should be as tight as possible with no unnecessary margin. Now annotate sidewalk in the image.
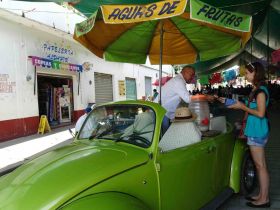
[0,125,75,175]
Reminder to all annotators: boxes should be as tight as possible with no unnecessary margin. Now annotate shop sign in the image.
[29,56,83,72]
[118,80,126,96]
[42,41,75,63]
[75,11,97,37]
[82,62,93,71]
[101,0,187,24]
[190,0,251,32]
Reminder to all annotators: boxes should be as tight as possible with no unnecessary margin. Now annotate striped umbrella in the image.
[74,0,252,102]
[152,76,173,86]
[74,0,251,64]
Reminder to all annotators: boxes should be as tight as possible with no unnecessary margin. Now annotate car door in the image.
[157,139,217,210]
[213,132,235,193]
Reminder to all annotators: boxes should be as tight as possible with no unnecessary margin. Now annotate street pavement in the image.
[0,125,74,175]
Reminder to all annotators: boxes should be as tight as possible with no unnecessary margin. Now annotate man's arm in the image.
[205,94,216,102]
[176,82,191,103]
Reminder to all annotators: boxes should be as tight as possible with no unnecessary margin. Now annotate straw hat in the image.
[173,107,197,122]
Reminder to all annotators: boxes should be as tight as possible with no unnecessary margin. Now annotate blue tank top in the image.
[244,86,269,138]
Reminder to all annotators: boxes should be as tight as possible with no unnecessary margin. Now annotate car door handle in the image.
[207,145,216,153]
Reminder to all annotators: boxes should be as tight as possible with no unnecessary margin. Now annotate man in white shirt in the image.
[161,66,195,133]
[122,107,155,142]
[75,107,92,134]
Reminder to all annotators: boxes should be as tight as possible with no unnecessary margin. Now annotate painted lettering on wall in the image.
[41,41,75,63]
[29,56,83,72]
[0,74,16,93]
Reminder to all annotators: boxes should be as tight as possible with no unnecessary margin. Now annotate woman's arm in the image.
[228,92,266,118]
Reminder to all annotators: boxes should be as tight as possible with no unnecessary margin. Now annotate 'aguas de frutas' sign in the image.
[75,0,251,37]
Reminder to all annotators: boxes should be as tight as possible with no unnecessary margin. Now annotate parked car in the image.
[0,101,256,210]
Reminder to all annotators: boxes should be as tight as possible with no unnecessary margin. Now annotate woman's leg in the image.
[249,145,270,204]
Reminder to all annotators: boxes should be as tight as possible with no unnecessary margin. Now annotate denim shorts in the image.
[247,135,268,147]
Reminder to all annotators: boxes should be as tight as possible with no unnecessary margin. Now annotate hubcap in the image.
[244,158,256,190]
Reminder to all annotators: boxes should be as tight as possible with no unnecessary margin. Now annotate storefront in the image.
[0,9,172,142]
[94,72,113,104]
[37,74,73,127]
[125,77,137,100]
[145,76,152,98]
[28,54,84,128]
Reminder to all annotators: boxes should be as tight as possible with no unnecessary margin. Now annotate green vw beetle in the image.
[0,101,256,210]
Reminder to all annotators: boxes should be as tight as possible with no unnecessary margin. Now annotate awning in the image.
[28,56,83,72]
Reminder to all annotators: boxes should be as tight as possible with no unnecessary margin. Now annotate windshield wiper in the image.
[94,129,111,139]
[88,123,102,140]
[89,123,113,140]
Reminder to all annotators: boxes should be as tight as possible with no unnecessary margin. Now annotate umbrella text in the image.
[102,0,187,24]
[190,0,251,32]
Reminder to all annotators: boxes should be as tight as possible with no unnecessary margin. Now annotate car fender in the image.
[229,138,248,193]
[60,192,151,210]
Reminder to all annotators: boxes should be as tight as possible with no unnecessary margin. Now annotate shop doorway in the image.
[37,74,74,127]
[125,78,137,100]
[94,72,113,104]
[145,76,152,98]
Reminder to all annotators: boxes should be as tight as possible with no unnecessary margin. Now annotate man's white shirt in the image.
[161,73,190,120]
[75,114,87,132]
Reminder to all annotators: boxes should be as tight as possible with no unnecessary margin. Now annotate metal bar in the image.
[34,66,37,95]
[78,72,80,95]
[159,21,163,105]
[250,36,253,63]
[267,9,270,80]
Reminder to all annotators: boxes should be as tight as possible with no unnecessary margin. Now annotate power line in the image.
[0,7,87,15]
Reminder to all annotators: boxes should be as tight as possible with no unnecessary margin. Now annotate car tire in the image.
[240,151,257,195]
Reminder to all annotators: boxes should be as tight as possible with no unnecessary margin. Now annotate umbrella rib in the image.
[168,18,199,60]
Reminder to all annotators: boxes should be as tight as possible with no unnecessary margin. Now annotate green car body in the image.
[0,101,249,210]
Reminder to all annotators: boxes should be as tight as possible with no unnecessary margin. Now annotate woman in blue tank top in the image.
[228,62,270,208]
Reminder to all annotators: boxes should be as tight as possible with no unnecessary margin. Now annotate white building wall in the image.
[0,10,173,122]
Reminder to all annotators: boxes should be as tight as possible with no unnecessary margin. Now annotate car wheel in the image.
[240,152,257,195]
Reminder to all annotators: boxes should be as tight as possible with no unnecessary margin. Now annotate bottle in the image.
[189,95,210,131]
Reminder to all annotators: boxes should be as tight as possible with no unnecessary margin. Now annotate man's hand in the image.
[228,101,245,110]
[206,94,216,102]
[217,97,226,103]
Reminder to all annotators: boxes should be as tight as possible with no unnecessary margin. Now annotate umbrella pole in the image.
[159,21,163,105]
[266,8,270,81]
[34,66,37,95]
[78,72,80,95]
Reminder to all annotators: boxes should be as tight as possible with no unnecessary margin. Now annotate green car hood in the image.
[0,141,149,210]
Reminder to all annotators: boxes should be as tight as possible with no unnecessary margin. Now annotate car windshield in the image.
[78,105,156,148]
